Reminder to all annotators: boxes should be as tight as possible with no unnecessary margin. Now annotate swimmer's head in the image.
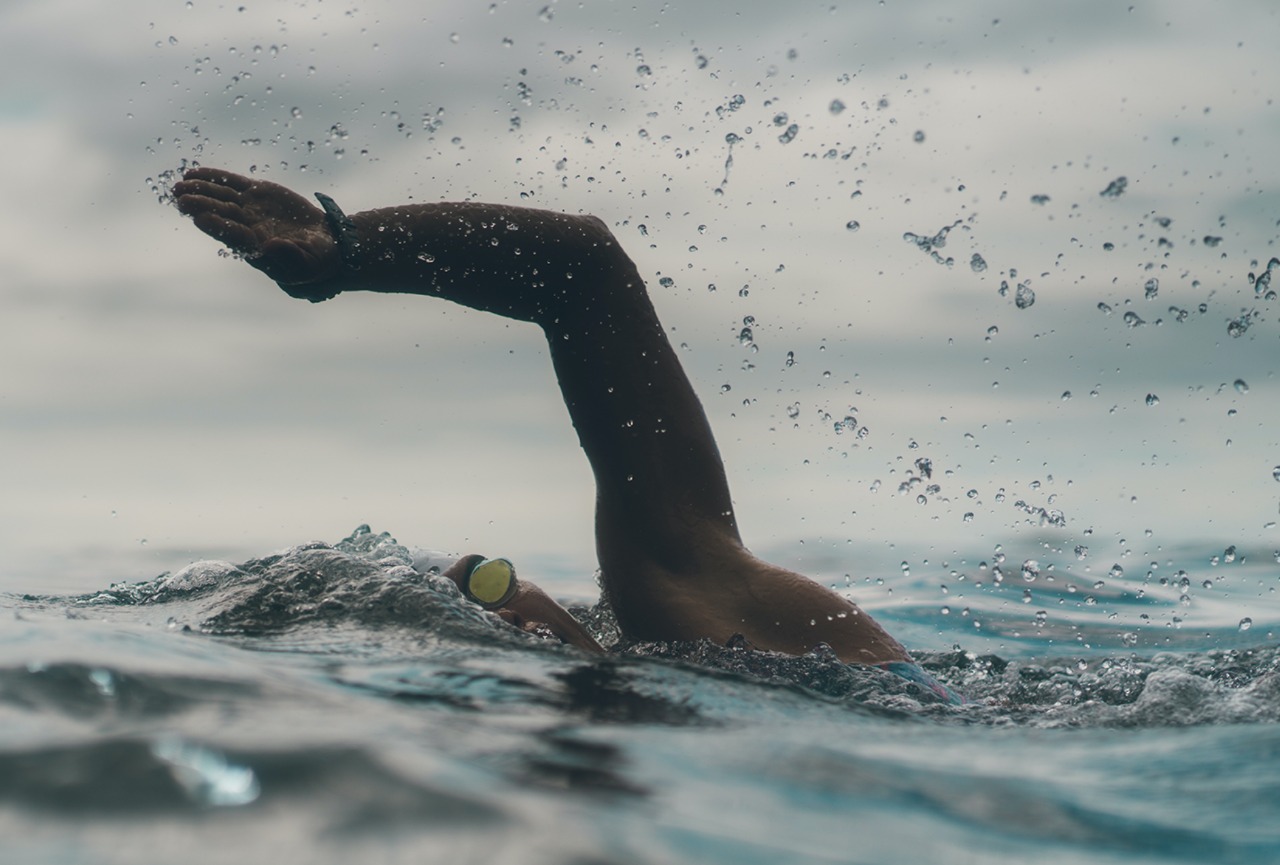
[463,557,519,609]
[440,553,603,652]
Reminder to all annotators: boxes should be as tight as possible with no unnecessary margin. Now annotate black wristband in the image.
[314,192,363,272]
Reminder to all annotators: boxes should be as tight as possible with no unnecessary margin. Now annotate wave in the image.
[17,525,1278,730]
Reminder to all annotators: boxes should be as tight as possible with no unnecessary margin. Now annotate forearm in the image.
[323,202,625,325]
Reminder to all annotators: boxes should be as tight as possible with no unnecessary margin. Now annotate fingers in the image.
[175,191,247,222]
[505,582,605,653]
[173,180,242,205]
[190,210,257,251]
[177,190,257,251]
[173,169,255,216]
[180,167,255,192]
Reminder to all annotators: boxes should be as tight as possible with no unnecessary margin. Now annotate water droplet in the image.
[1273,466,1280,482]
[1014,283,1035,309]
[1253,261,1278,297]
[829,99,846,115]
[1145,393,1160,406]
[1123,311,1144,328]
[719,383,731,394]
[1108,564,1124,579]
[778,123,799,144]
[1099,176,1128,198]
[1030,194,1050,205]
[913,130,926,143]
[1234,379,1249,394]
[1021,560,1040,582]
[1239,617,1253,631]
[1144,278,1159,299]
[970,253,987,273]
[845,220,861,232]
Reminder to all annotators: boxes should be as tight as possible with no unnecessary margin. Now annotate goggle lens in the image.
[466,557,517,608]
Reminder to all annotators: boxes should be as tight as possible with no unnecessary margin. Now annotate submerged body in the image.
[173,167,908,665]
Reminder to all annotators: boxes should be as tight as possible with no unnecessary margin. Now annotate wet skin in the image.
[174,167,910,665]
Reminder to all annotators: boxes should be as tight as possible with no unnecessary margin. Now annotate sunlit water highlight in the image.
[4,526,1278,864]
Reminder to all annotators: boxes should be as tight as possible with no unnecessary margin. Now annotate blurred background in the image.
[3,1,1278,647]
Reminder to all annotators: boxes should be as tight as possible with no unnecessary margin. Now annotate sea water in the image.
[3,526,1278,865]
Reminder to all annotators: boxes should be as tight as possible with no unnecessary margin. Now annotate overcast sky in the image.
[3,0,1279,597]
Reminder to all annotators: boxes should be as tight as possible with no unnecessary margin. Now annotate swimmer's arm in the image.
[442,555,603,653]
[175,167,741,562]
[173,168,619,321]
[497,581,606,653]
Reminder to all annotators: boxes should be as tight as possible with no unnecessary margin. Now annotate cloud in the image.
[4,0,1279,594]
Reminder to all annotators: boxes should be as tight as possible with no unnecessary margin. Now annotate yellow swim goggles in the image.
[463,557,519,609]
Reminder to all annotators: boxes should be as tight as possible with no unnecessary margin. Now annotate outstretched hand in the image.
[173,168,340,293]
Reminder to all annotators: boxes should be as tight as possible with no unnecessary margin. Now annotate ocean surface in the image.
[4,525,1279,865]
[6,3,1280,861]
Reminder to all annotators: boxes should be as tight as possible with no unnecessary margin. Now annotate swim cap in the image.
[464,557,518,609]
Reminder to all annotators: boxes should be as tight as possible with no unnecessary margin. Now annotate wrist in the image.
[314,192,363,273]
